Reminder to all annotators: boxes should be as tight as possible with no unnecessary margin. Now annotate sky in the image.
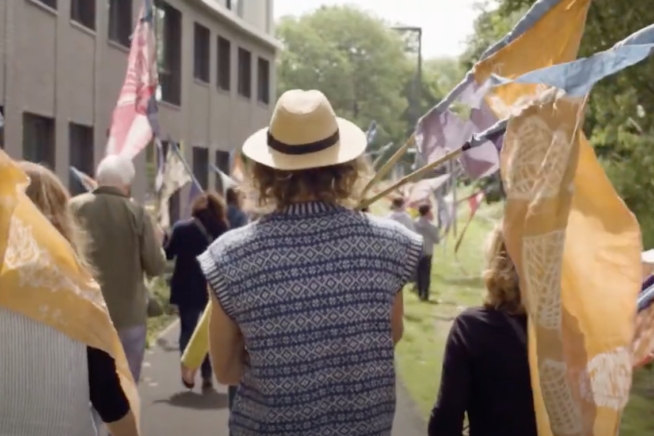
[273,0,482,59]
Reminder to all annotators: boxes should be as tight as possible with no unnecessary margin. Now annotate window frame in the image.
[155,0,183,106]
[108,0,133,47]
[193,22,211,83]
[22,112,56,170]
[257,57,270,105]
[34,0,58,10]
[237,47,252,99]
[216,36,231,91]
[70,0,95,30]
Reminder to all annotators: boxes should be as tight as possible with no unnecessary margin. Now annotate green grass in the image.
[393,199,654,433]
[621,365,654,435]
[396,200,499,417]
[145,268,177,347]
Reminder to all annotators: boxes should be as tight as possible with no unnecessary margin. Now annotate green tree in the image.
[275,6,413,149]
[471,0,654,242]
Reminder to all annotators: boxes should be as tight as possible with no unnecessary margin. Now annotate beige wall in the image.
[0,0,277,202]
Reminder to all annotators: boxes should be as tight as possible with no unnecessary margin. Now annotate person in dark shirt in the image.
[428,225,537,436]
[223,185,249,413]
[165,192,230,390]
[226,186,248,229]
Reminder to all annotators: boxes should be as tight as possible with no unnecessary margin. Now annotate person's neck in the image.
[97,184,129,197]
[288,194,319,203]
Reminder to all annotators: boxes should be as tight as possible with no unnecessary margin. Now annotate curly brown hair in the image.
[191,191,230,238]
[483,224,524,315]
[245,156,373,212]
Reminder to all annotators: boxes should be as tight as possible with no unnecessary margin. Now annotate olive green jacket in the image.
[70,187,166,329]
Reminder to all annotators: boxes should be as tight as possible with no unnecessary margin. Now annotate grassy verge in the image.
[145,267,177,347]
[394,200,654,433]
[395,201,499,417]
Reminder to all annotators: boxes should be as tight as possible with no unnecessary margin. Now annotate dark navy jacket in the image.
[164,219,216,309]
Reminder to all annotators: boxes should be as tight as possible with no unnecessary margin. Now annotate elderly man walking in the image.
[71,155,166,383]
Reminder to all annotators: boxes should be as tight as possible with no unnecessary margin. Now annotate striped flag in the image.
[210,163,237,195]
[69,166,98,192]
[415,0,592,179]
[366,121,378,146]
[157,143,191,229]
[167,144,203,221]
[491,23,654,97]
[105,0,159,159]
[454,191,484,254]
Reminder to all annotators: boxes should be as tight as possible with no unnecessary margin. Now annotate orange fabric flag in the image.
[454,191,485,254]
[0,150,140,423]
[500,89,641,436]
[474,0,592,119]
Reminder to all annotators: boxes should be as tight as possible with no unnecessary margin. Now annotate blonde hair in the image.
[483,224,524,314]
[245,156,373,212]
[19,161,94,273]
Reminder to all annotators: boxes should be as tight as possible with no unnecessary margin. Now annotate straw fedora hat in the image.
[242,89,367,171]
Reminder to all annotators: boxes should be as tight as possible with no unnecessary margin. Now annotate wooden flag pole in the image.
[358,145,464,210]
[361,134,414,197]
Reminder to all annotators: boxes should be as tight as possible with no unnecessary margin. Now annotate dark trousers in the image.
[416,255,433,300]
[178,305,212,380]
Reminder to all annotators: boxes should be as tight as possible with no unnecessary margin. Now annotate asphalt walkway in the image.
[139,321,426,436]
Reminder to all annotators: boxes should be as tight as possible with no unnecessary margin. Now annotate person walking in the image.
[413,203,439,301]
[0,158,139,436]
[387,196,416,232]
[428,225,537,436]
[225,186,248,229]
[164,192,230,390]
[223,185,249,413]
[197,89,423,436]
[71,155,167,383]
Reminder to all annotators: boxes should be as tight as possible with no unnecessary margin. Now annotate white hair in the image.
[96,155,136,187]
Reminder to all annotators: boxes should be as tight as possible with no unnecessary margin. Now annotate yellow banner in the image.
[501,90,641,436]
[0,151,140,422]
[475,0,592,118]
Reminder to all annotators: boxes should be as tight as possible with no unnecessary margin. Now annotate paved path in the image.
[139,321,426,436]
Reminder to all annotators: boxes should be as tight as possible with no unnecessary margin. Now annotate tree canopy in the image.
[463,0,654,244]
[275,6,463,155]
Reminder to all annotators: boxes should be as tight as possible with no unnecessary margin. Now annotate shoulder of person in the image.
[453,306,503,332]
[368,214,422,243]
[207,221,258,259]
[69,192,94,209]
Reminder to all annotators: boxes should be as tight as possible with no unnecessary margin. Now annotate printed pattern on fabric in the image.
[197,202,423,436]
[501,90,641,436]
[0,307,97,436]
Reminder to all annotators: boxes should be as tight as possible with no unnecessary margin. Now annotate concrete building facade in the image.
[0,0,279,200]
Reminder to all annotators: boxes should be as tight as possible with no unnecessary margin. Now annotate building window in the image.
[155,1,182,106]
[69,123,95,195]
[71,0,95,30]
[237,48,252,99]
[226,0,240,14]
[35,0,57,9]
[23,113,56,170]
[193,23,210,83]
[217,36,231,91]
[214,150,230,192]
[108,0,132,47]
[257,58,270,104]
[0,107,5,149]
[192,147,209,190]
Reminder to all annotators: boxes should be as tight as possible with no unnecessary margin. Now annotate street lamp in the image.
[391,26,423,132]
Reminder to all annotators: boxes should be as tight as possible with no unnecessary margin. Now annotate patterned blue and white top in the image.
[198,201,423,436]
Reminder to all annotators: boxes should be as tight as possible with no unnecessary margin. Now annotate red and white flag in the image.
[105,5,158,159]
[454,191,485,254]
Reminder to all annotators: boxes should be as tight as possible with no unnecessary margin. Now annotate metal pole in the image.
[416,29,423,129]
